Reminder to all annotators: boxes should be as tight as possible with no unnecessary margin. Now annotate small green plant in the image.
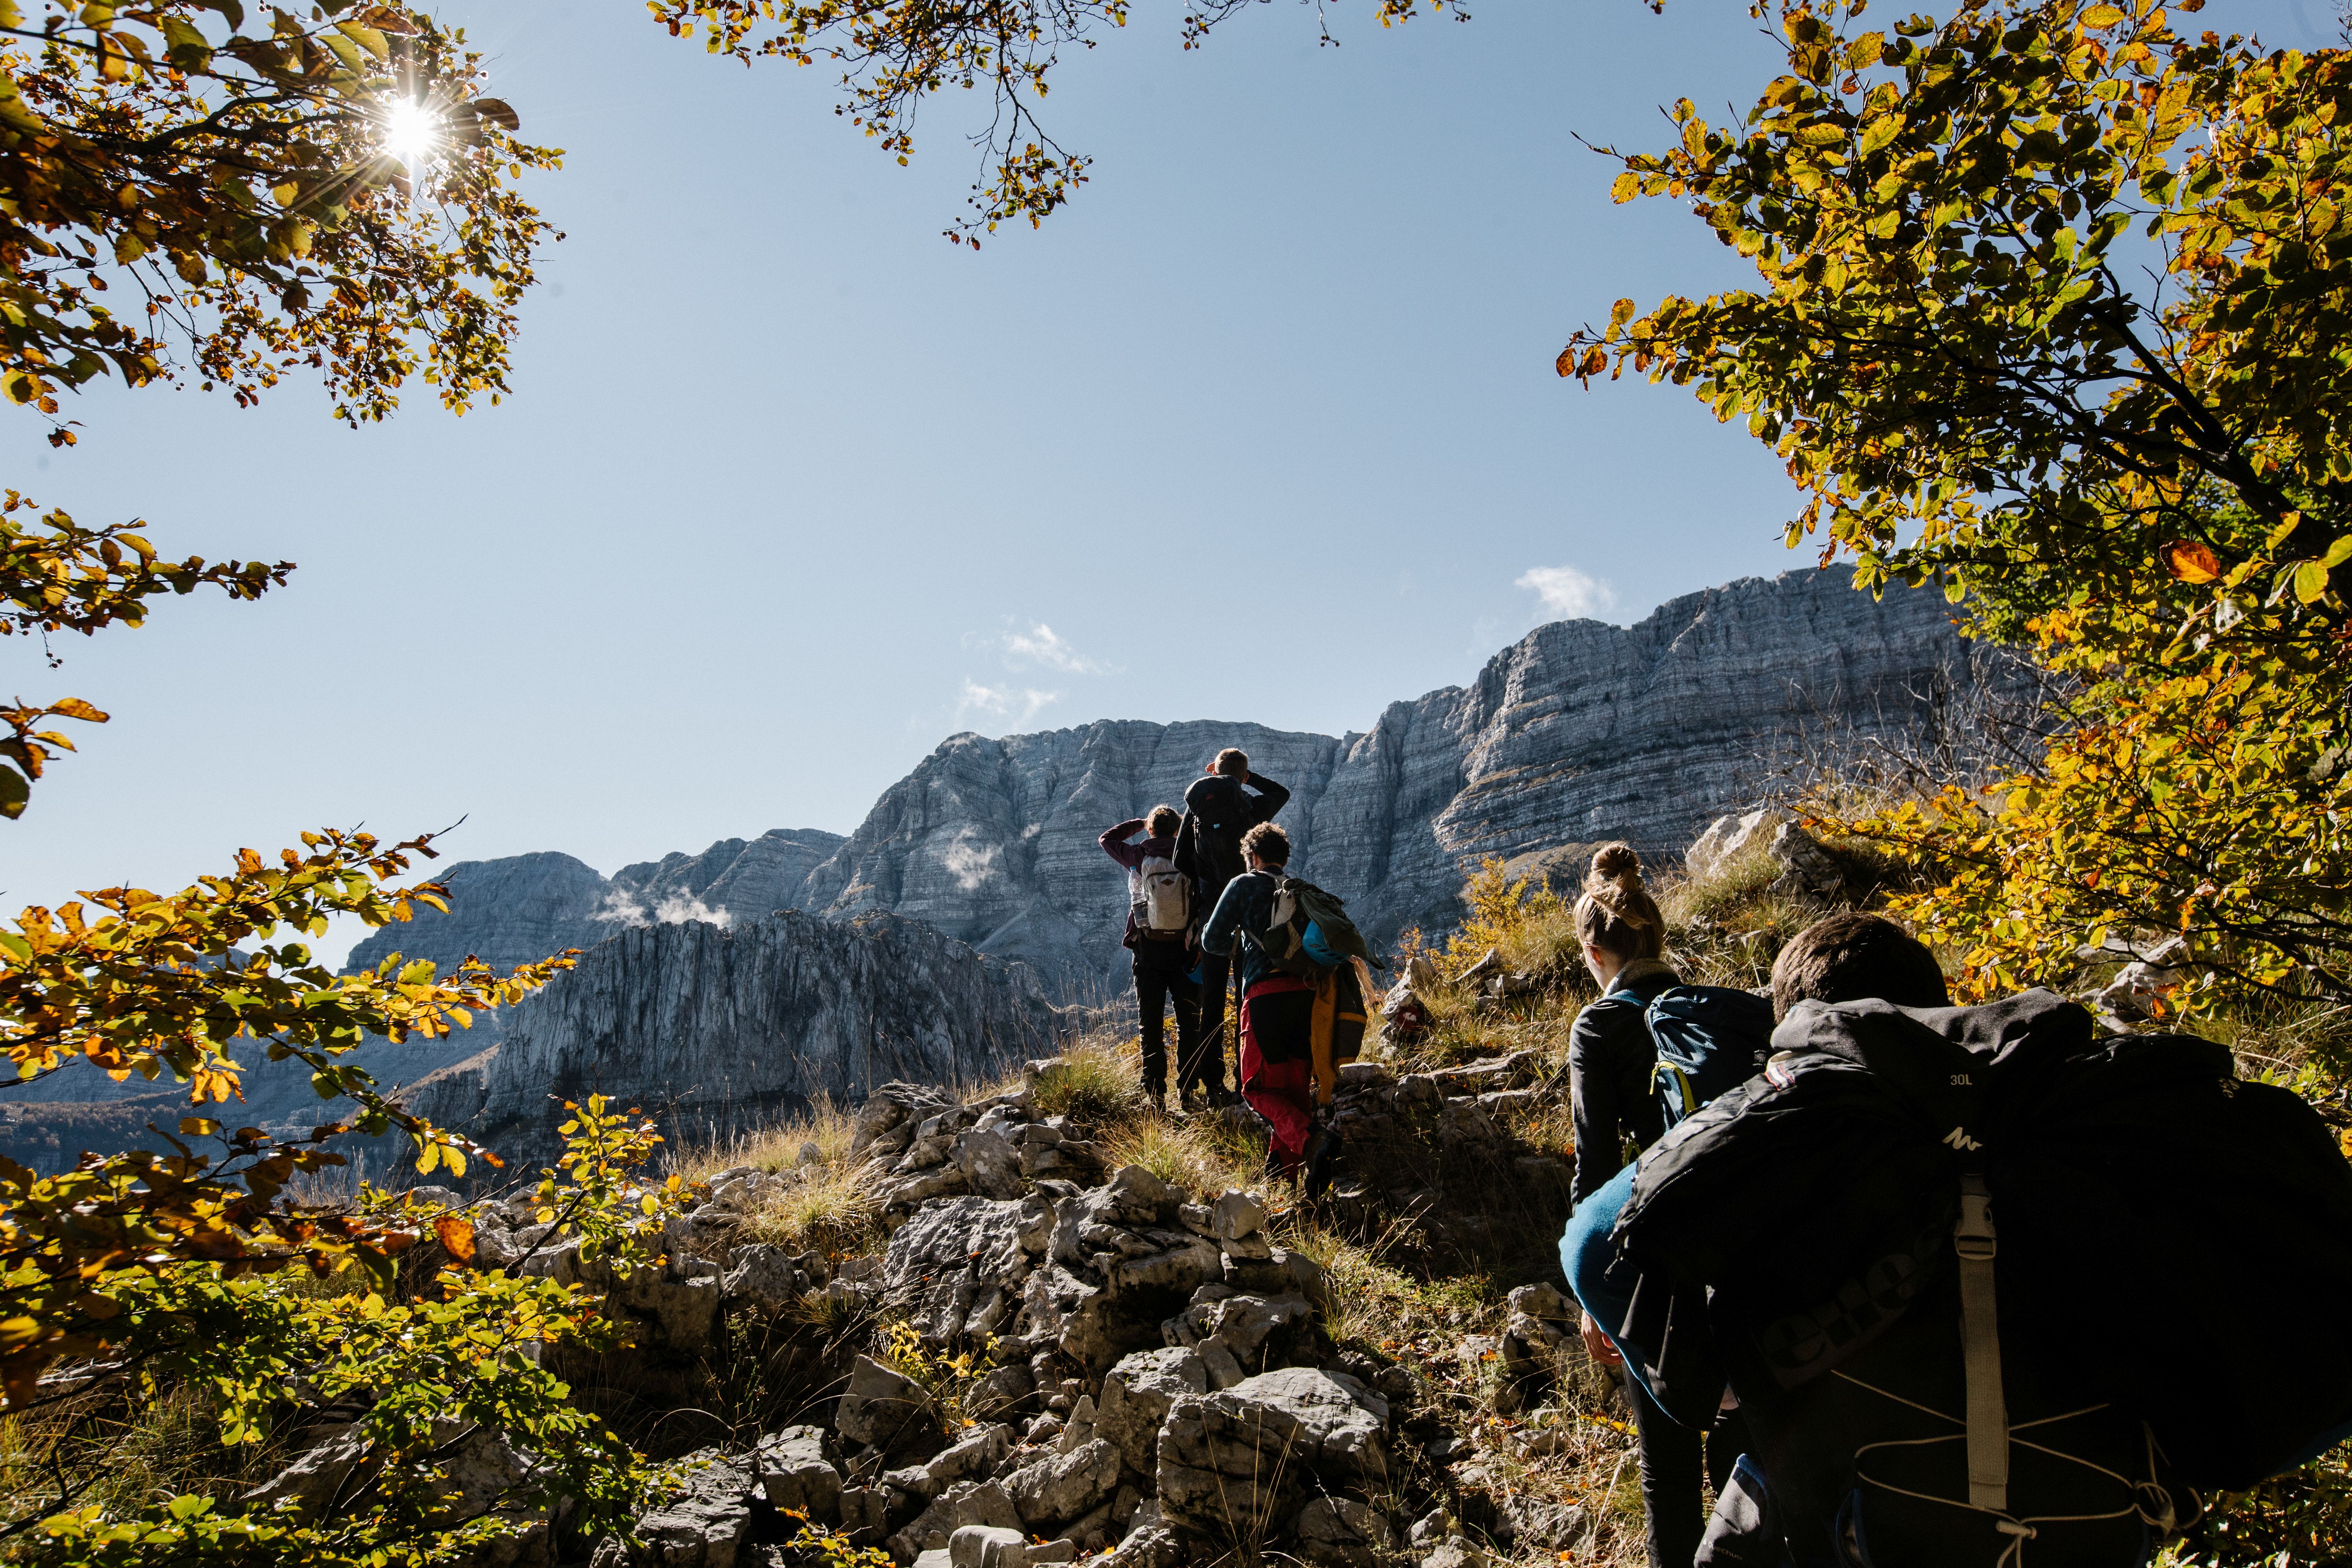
[776,1514,896,1568]
[2165,1441,2352,1567]
[11,1099,686,1568]
[878,1321,995,1432]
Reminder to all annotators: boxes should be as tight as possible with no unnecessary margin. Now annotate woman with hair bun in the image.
[1558,842,1740,1568]
[1567,842,1673,1207]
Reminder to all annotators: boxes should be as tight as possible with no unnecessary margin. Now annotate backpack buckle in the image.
[1954,1176,1997,1262]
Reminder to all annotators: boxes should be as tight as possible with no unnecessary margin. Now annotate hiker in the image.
[1565,913,1953,1568]
[1099,805,1200,1110]
[1603,913,1950,1568]
[1174,747,1290,1109]
[1198,821,1320,1173]
[1557,843,1746,1568]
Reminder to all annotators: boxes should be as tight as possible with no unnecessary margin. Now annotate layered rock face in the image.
[343,566,2006,1000]
[400,911,1063,1167]
[802,566,1997,991]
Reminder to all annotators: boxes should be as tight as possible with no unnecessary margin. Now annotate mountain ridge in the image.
[348,564,2008,999]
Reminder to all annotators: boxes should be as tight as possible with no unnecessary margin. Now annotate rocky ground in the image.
[391,1034,1637,1568]
[244,805,2297,1568]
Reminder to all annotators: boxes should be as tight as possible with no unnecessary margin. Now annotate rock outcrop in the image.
[524,1045,1582,1568]
[398,911,1063,1167]
[337,567,2008,1001]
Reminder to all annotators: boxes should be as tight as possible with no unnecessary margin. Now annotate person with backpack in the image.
[1174,748,1290,1109]
[1099,805,1199,1110]
[1198,821,1322,1174]
[1552,843,1749,1568]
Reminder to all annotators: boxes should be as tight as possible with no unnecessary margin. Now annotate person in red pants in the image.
[1197,821,1317,1173]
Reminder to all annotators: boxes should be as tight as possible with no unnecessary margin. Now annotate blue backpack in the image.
[1644,986,1776,1127]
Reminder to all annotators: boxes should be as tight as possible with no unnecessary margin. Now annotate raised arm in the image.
[1244,772,1290,821]
[1099,818,1149,870]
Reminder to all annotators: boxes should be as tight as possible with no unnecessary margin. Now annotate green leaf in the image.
[2295,561,2331,604]
[0,764,26,821]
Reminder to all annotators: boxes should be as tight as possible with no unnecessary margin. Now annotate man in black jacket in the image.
[1174,747,1289,1109]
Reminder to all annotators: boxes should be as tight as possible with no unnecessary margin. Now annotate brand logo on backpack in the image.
[1942,1126,1984,1153]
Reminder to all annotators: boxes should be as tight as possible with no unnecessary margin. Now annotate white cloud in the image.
[998,621,1112,674]
[940,827,1000,892]
[593,888,733,930]
[1516,564,1620,622]
[955,678,1061,729]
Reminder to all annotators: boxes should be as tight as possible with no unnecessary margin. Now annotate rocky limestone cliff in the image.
[340,565,2007,1000]
[797,565,1999,992]
[400,910,1063,1167]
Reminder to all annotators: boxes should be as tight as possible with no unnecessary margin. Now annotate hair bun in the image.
[1588,842,1644,890]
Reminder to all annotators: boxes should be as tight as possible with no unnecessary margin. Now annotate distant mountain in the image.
[339,564,2008,1000]
[0,564,2014,1171]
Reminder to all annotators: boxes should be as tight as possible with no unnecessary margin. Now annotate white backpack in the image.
[1133,852,1190,937]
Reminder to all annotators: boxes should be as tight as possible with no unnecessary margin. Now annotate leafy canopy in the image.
[1559,0,2352,1010]
[1563,0,2349,682]
[648,0,1467,243]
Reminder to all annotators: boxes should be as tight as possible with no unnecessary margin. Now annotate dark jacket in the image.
[1175,772,1290,904]
[1568,959,1678,1205]
[1099,819,1188,968]
[1200,869,1283,994]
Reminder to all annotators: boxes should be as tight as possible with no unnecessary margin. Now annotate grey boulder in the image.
[755,1424,842,1523]
[837,1355,933,1452]
[1005,1436,1121,1529]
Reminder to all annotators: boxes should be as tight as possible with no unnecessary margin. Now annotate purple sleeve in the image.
[1100,819,1149,869]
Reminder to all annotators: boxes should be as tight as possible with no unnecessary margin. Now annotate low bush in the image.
[1030,1034,1142,1127]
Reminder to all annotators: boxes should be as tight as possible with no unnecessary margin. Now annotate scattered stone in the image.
[756,1425,843,1523]
[889,1482,1020,1562]
[1506,1282,1573,1322]
[837,1355,933,1453]
[1421,1536,1486,1568]
[1156,1369,1390,1533]
[1095,1347,1208,1473]
[947,1525,1027,1568]
[1767,821,1845,900]
[720,1244,809,1317]
[1294,1496,1397,1568]
[925,1424,1013,1492]
[615,1451,753,1568]
[1207,1190,1265,1241]
[965,1362,1035,1422]
[1685,807,1788,880]
[1005,1436,1121,1528]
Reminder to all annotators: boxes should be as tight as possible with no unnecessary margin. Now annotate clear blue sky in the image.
[2,0,2334,962]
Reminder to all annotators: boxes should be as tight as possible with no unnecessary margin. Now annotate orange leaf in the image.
[2160,539,2221,583]
[433,1214,476,1265]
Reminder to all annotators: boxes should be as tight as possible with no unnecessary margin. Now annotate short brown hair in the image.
[1576,842,1666,964]
[1145,805,1179,838]
[1214,748,1250,777]
[1240,821,1289,867]
[1770,912,1950,1023]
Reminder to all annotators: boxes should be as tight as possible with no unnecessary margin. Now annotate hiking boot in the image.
[1301,1126,1341,1200]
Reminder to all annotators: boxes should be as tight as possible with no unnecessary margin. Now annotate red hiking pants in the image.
[1239,975,1316,1171]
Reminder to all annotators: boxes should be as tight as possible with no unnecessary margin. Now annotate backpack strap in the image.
[1954,1173,2009,1512]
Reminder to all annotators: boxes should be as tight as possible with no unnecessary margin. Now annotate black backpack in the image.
[1645,985,1775,1127]
[1617,991,2352,1566]
[1179,775,1265,901]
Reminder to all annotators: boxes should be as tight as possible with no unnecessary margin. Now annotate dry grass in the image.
[1097,1110,1268,1201]
[1030,1033,1144,1127]
[668,1093,861,1185]
[738,1164,883,1259]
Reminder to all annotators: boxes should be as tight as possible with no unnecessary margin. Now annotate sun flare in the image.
[379,98,441,166]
